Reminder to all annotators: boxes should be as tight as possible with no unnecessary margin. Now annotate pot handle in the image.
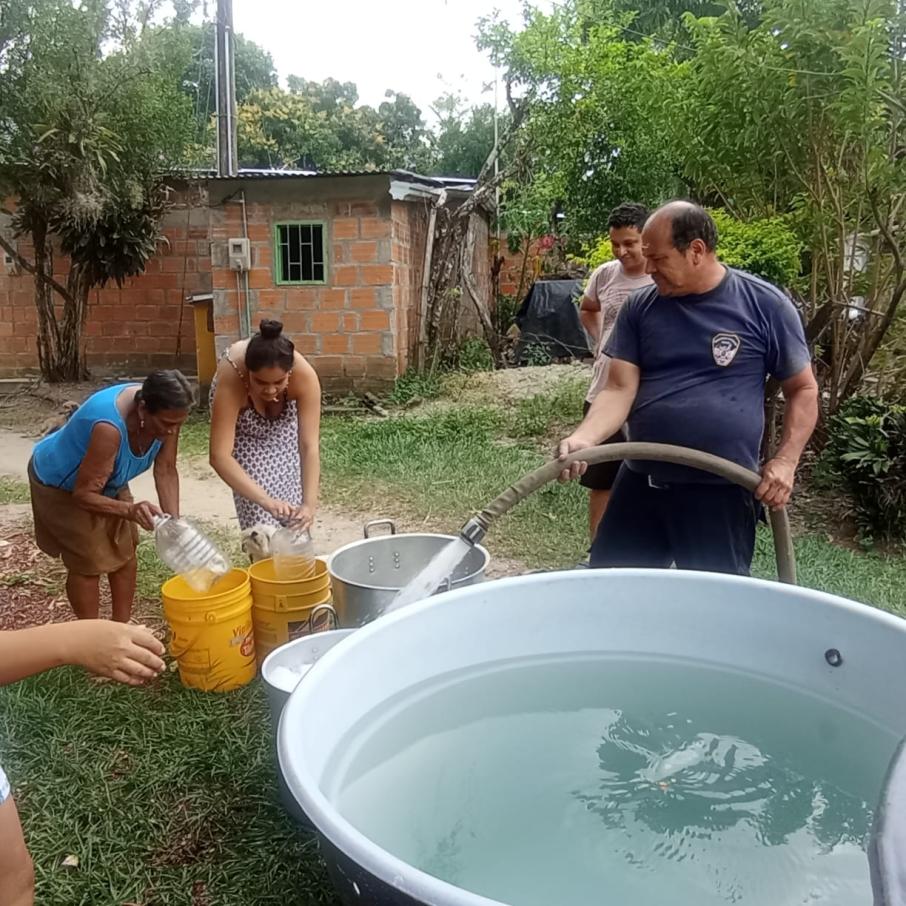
[364,519,397,538]
[309,602,338,632]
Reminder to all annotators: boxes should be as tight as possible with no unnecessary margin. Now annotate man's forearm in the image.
[580,307,602,346]
[774,386,819,465]
[574,387,634,444]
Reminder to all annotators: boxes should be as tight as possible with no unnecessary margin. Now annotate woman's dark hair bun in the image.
[258,319,284,340]
[246,319,295,372]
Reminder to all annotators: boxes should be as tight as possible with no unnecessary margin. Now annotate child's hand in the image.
[65,621,166,686]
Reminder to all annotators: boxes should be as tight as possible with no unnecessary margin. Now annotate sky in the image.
[231,0,550,122]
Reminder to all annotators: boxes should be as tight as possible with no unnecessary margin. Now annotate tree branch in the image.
[0,232,73,303]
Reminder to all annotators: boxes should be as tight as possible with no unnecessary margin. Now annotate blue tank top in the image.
[32,384,162,495]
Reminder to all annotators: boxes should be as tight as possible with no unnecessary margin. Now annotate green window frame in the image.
[274,221,328,285]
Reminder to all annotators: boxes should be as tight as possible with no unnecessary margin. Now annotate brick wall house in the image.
[0,170,490,393]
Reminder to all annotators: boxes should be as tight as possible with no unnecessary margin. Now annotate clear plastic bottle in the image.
[152,514,230,593]
[271,525,316,581]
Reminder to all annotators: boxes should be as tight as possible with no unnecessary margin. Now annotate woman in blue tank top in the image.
[28,371,194,622]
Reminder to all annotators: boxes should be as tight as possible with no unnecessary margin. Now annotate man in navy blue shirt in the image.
[558,202,819,575]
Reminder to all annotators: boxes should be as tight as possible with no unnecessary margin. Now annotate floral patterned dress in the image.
[210,353,301,530]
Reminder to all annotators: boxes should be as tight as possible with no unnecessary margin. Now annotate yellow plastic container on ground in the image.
[161,568,256,692]
[248,557,336,663]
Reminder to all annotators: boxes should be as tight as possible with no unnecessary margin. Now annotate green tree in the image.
[0,0,194,380]
[678,0,906,412]
[238,78,431,172]
[477,1,683,237]
[430,92,498,178]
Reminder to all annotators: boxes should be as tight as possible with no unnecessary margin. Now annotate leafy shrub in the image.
[822,396,906,542]
[457,337,495,373]
[522,342,552,367]
[571,236,615,269]
[710,209,802,288]
[495,292,521,334]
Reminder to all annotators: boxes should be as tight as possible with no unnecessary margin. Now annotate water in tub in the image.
[326,654,896,906]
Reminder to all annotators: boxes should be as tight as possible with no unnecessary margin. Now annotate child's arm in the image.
[0,621,166,687]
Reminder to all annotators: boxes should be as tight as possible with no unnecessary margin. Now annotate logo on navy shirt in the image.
[711,332,741,367]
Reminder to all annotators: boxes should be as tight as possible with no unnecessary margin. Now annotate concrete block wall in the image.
[209,185,404,392]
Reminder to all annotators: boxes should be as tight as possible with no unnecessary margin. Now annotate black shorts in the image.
[590,465,757,576]
[578,400,625,491]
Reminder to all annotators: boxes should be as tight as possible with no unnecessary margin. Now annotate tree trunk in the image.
[460,214,501,363]
[31,220,65,381]
[57,263,91,381]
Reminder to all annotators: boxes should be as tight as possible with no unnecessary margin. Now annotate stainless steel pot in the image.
[327,519,490,628]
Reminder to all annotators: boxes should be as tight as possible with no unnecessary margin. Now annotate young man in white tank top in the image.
[578,203,653,543]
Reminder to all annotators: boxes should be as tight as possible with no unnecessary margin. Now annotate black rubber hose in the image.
[468,442,797,584]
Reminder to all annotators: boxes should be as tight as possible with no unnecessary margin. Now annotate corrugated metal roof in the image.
[178,167,476,190]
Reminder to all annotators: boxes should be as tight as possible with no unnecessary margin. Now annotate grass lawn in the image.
[320,393,906,614]
[2,374,904,903]
[0,475,30,505]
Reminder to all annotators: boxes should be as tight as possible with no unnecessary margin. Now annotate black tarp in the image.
[514,278,590,364]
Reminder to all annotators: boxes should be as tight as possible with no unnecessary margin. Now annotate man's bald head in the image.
[645,201,718,253]
[641,200,724,297]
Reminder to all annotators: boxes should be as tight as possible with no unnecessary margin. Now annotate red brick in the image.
[350,287,377,309]
[161,256,188,273]
[332,265,358,287]
[341,313,358,332]
[364,355,398,379]
[361,218,391,240]
[331,243,349,264]
[332,218,359,240]
[352,332,382,355]
[285,288,320,310]
[312,312,341,333]
[349,241,378,263]
[360,310,390,331]
[361,265,393,286]
[247,223,271,242]
[135,337,162,353]
[148,320,179,337]
[313,355,344,376]
[135,305,157,321]
[256,289,286,311]
[322,334,350,354]
[280,312,310,333]
[342,355,367,377]
[319,288,347,310]
[293,333,319,355]
[351,202,379,217]
[248,268,274,290]
[255,246,273,268]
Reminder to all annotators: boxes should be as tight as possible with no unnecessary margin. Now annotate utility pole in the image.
[214,0,238,177]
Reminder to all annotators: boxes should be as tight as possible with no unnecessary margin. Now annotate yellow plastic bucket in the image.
[161,568,257,692]
[248,557,337,663]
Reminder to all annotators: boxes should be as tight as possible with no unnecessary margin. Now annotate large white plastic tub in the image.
[279,569,906,905]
